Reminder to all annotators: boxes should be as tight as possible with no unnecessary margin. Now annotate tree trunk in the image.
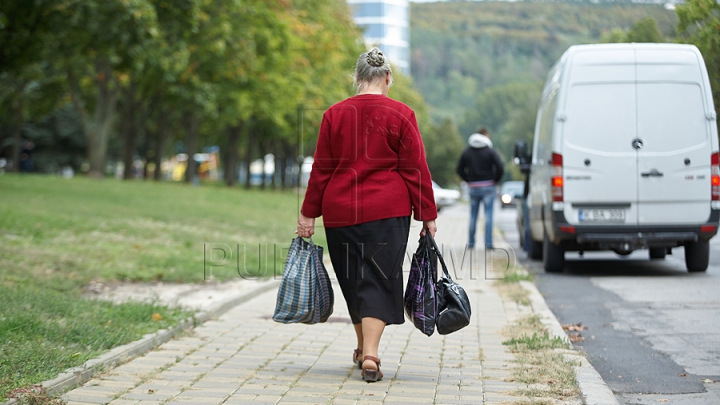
[10,92,23,173]
[280,141,294,190]
[275,141,287,190]
[265,141,279,190]
[224,123,242,187]
[243,129,256,189]
[121,81,138,180]
[260,145,266,191]
[153,107,169,181]
[68,60,119,178]
[183,111,199,184]
[142,128,151,179]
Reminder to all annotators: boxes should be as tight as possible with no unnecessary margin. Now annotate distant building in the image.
[347,0,410,75]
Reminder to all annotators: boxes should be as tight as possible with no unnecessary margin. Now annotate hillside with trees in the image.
[410,1,680,169]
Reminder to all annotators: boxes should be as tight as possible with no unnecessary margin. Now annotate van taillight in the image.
[712,152,719,201]
[551,152,563,202]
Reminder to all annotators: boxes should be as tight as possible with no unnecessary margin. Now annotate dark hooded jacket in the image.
[456,133,504,184]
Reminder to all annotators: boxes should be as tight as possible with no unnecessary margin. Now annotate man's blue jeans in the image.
[468,185,495,248]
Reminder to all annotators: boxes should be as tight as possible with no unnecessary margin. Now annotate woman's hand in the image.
[296,213,315,238]
[420,220,437,238]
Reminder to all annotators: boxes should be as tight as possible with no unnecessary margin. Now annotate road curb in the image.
[1,279,280,405]
[520,280,619,405]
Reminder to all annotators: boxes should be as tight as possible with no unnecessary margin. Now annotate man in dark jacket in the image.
[456,128,504,248]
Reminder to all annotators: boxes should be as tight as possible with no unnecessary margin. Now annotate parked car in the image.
[433,181,461,212]
[499,181,524,208]
[516,43,719,273]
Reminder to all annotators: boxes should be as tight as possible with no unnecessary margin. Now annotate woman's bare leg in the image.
[354,323,363,352]
[361,317,386,370]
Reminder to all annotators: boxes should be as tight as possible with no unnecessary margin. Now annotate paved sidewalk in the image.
[59,204,606,405]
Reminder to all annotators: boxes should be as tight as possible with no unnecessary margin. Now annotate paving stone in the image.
[65,402,107,405]
[62,391,116,403]
[57,209,592,405]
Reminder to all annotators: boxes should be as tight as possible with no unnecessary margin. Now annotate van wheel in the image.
[543,234,565,273]
[649,247,666,260]
[685,241,709,272]
[529,238,543,260]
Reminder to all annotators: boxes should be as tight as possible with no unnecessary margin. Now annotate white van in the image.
[515,43,719,272]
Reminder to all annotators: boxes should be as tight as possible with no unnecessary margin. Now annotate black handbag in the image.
[428,234,472,335]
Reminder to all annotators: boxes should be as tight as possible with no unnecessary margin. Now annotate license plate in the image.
[579,209,626,222]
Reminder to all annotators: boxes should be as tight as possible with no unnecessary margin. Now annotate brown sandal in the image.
[361,355,383,382]
[352,349,363,369]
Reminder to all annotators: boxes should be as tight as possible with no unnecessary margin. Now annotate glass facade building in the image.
[347,0,410,74]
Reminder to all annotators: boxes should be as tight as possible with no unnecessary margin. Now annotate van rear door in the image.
[635,49,711,225]
[562,49,639,226]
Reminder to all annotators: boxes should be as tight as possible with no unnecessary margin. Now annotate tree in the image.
[0,0,63,171]
[602,17,664,43]
[53,0,160,178]
[410,1,678,124]
[423,119,464,187]
[459,81,542,171]
[390,70,463,186]
[677,0,720,133]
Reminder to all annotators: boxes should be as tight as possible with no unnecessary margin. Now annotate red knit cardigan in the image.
[301,94,438,228]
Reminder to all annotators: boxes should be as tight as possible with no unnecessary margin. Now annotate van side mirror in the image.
[513,141,531,167]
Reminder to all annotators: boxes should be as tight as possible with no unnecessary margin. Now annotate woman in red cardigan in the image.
[296,48,437,382]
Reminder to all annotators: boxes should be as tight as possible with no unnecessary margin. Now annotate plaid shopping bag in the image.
[273,237,334,324]
[403,233,437,336]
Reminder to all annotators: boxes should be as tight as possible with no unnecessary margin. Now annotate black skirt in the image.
[325,217,411,325]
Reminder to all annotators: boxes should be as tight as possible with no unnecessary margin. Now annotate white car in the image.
[499,181,524,208]
[433,181,461,212]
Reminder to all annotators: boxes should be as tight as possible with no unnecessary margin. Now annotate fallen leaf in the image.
[562,323,588,332]
[148,389,155,394]
[656,400,669,403]
[618,375,623,379]
[703,378,715,383]
[678,373,688,377]
[568,333,585,343]
[152,313,163,321]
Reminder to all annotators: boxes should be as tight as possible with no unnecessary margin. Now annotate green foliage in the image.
[411,1,677,123]
[0,0,373,182]
[390,70,464,186]
[677,0,720,133]
[7,106,86,173]
[424,118,464,187]
[460,81,543,175]
[602,17,664,43]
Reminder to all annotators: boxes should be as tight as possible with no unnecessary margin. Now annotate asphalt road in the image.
[492,204,720,405]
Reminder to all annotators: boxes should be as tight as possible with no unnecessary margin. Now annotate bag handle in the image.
[424,232,452,280]
[295,236,316,245]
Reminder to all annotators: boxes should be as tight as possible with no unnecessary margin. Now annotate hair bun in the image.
[366,48,385,67]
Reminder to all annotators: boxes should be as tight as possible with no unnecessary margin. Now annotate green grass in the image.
[0,285,190,399]
[0,174,321,286]
[500,314,579,401]
[0,174,318,399]
[503,332,568,352]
